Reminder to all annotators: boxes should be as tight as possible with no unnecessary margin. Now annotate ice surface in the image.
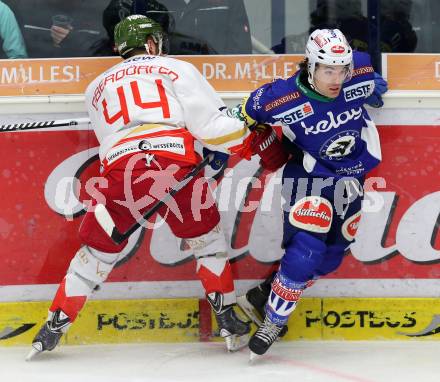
[1,341,440,382]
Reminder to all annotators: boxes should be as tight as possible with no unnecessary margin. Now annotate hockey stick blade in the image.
[94,204,126,244]
[236,295,263,326]
[0,118,90,132]
[94,154,214,244]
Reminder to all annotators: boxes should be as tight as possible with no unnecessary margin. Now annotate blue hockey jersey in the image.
[243,51,382,178]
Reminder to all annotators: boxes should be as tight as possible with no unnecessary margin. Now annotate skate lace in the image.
[255,317,283,343]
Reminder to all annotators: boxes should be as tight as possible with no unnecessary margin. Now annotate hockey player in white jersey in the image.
[27,15,287,360]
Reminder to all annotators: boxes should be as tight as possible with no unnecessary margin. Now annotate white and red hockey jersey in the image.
[85,54,250,172]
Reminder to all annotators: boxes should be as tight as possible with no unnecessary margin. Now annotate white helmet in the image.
[305,29,353,87]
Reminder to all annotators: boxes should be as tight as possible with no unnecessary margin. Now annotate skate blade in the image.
[236,296,262,326]
[249,350,261,363]
[25,343,42,361]
[224,333,250,352]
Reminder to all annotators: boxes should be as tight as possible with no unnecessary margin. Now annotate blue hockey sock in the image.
[265,270,307,326]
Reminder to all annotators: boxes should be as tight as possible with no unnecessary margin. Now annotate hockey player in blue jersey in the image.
[235,28,388,358]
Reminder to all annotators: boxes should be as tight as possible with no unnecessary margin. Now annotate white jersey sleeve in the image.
[172,60,250,153]
[84,55,250,164]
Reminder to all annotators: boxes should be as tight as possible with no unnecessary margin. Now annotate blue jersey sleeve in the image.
[341,51,376,104]
[351,52,375,81]
[243,76,302,127]
[242,83,271,126]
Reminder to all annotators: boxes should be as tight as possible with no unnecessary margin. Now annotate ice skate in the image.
[26,309,70,361]
[207,292,251,352]
[248,315,284,361]
[237,282,288,338]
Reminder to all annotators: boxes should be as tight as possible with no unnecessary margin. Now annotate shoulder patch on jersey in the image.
[264,91,301,112]
[343,80,375,102]
[352,65,374,77]
[241,98,257,128]
[288,196,333,233]
[251,87,265,110]
[342,210,362,241]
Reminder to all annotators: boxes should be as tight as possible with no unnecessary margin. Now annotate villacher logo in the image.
[289,196,333,233]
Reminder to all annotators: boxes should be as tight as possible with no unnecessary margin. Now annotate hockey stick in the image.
[94,153,214,244]
[0,117,90,132]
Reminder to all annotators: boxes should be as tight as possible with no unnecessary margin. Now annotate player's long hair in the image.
[298,58,308,73]
[299,58,327,74]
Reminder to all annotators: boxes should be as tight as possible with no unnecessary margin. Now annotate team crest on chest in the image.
[300,107,363,135]
[319,130,359,160]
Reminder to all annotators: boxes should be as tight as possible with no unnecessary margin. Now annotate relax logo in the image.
[300,107,363,135]
[0,323,36,340]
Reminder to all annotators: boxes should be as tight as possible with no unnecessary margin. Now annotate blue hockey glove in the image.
[203,148,229,171]
[365,72,388,108]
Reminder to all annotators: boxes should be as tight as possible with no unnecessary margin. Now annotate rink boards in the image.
[1,297,440,346]
[1,54,440,350]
